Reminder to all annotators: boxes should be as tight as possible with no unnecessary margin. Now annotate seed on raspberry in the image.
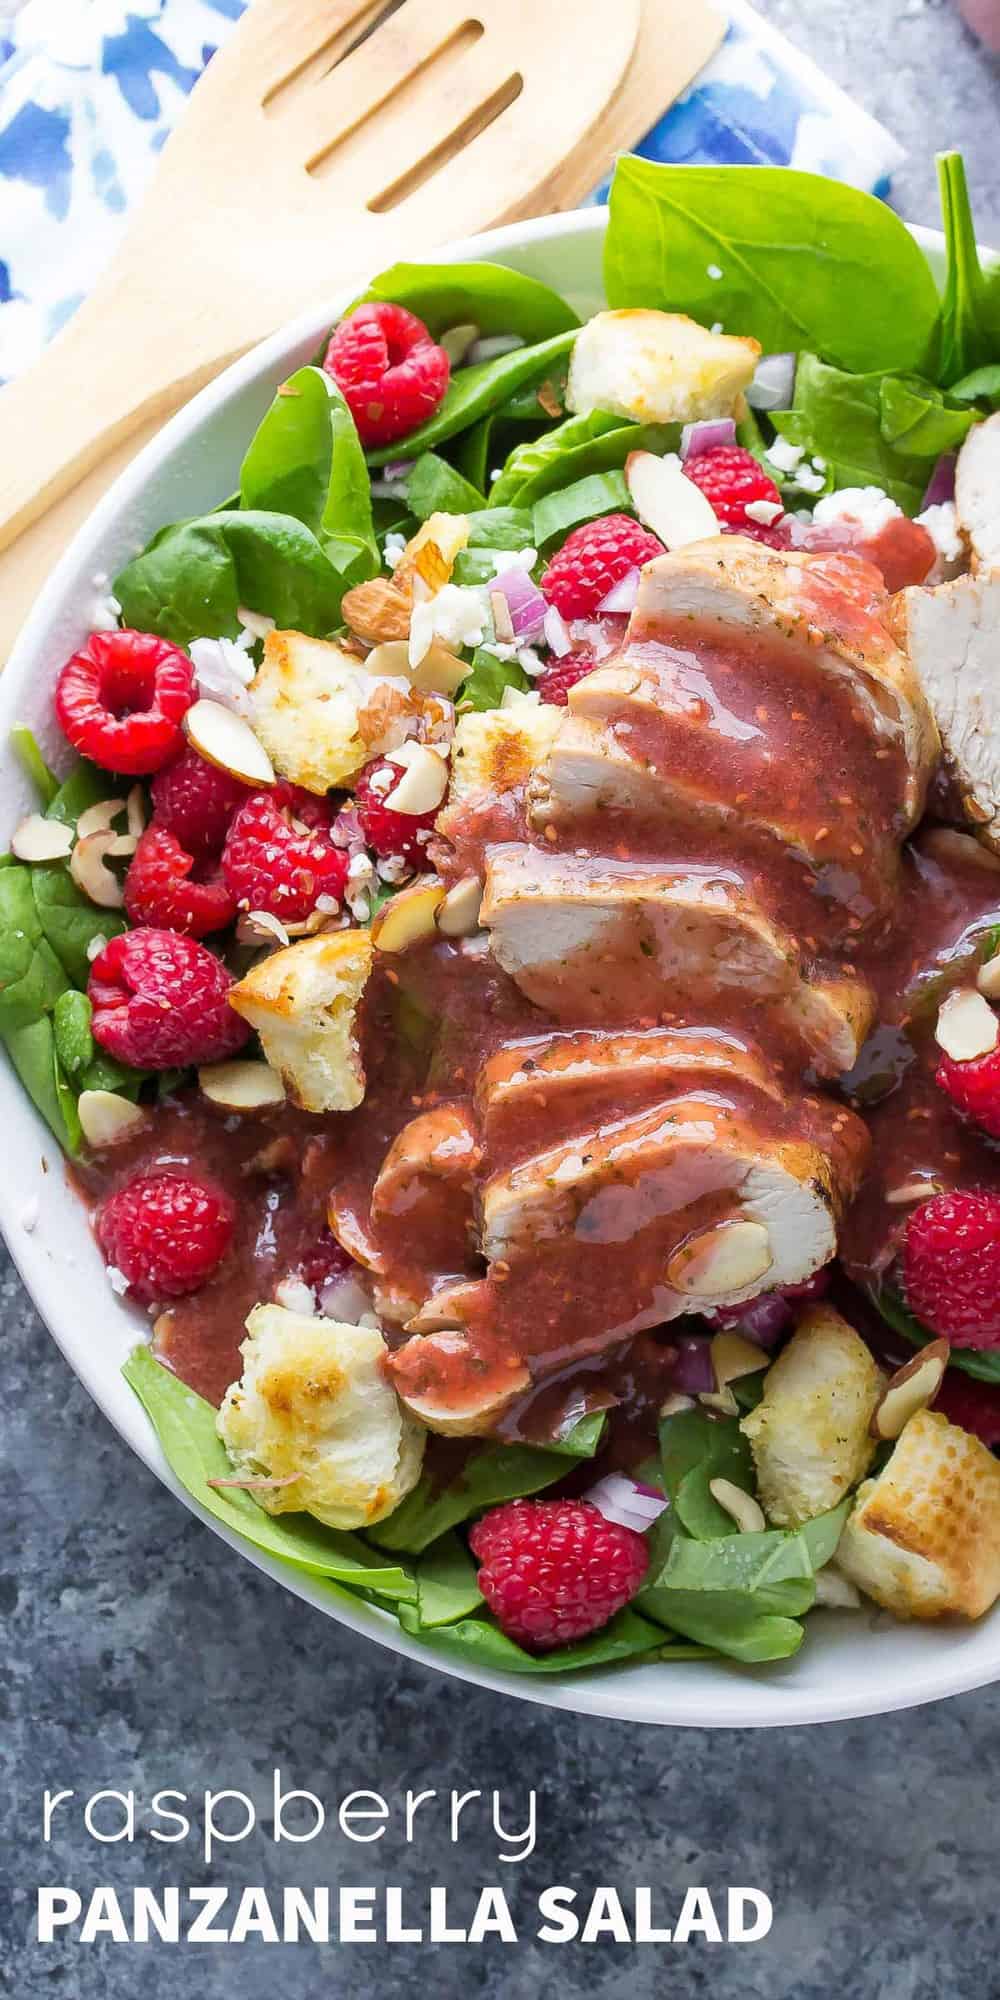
[55,630,195,775]
[537,649,599,706]
[98,1171,235,1303]
[151,747,253,856]
[88,928,250,1070]
[323,302,450,448]
[936,1043,1000,1138]
[222,783,349,920]
[902,1189,1000,1348]
[124,825,236,937]
[683,444,784,531]
[468,1497,649,1652]
[540,514,664,620]
[353,756,438,866]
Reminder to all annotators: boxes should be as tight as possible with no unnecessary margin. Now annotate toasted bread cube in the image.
[229,931,372,1113]
[741,1305,884,1526]
[837,1408,1000,1619]
[250,630,425,793]
[449,705,561,805]
[566,310,760,427]
[218,1304,425,1530]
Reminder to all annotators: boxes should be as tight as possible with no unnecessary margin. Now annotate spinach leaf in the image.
[31,864,125,988]
[878,376,979,457]
[948,362,1000,408]
[869,1284,1000,1385]
[365,333,577,468]
[465,507,534,550]
[935,150,1000,386]
[367,1413,606,1554]
[638,1503,849,1663]
[604,157,941,376]
[411,1531,483,1628]
[0,867,69,1033]
[641,1589,805,1665]
[3,1016,80,1152]
[772,355,931,513]
[454,413,496,492]
[46,760,123,827]
[115,511,351,647]
[358,260,579,342]
[493,416,678,513]
[658,1406,755,1539]
[240,368,379,587]
[123,1347,417,1598]
[458,647,530,712]
[396,1602,663,1673]
[533,470,632,549]
[11,725,59,806]
[53,990,94,1077]
[488,411,623,508]
[406,454,485,520]
[80,1050,145,1099]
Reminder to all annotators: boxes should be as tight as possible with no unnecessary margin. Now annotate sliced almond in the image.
[107,832,139,858]
[11,813,73,862]
[814,1568,862,1610]
[126,784,147,839]
[371,876,445,953]
[383,745,448,815]
[711,1330,770,1389]
[490,590,516,644]
[626,449,720,549]
[708,1478,766,1534]
[977,953,1000,1001]
[871,1339,949,1440]
[934,986,998,1062]
[436,874,483,938]
[885,1177,943,1206]
[667,1220,773,1299]
[184,699,275,787]
[343,577,412,644]
[199,1060,286,1111]
[659,1391,697,1418]
[69,830,126,908]
[364,635,466,699]
[76,798,123,839]
[698,1387,740,1418]
[237,910,291,948]
[78,1089,147,1149]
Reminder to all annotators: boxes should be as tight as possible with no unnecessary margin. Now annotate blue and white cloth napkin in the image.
[0,0,904,387]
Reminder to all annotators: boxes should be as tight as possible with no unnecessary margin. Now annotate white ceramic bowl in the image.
[2,206,989,1728]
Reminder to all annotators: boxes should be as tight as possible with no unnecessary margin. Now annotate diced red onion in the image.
[597,565,641,614]
[384,459,415,481]
[746,352,797,412]
[491,564,547,642]
[583,1473,668,1533]
[680,418,737,462]
[921,451,957,510]
[318,1272,373,1324]
[671,1334,715,1393]
[705,1292,792,1347]
[784,1266,832,1305]
[543,604,572,656]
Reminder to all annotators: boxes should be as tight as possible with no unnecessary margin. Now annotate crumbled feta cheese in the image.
[794,464,827,496]
[710,321,724,336]
[517,646,543,678]
[347,852,376,886]
[383,532,407,571]
[811,456,827,471]
[189,634,256,715]
[315,893,341,914]
[813,486,901,535]
[916,500,963,563]
[706,263,723,281]
[375,853,410,883]
[490,547,538,575]
[274,1276,317,1316]
[744,498,785,526]
[106,1265,130,1297]
[409,583,488,667]
[236,606,275,643]
[500,685,542,709]
[765,438,805,474]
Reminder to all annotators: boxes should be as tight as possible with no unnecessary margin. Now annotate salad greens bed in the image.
[9,148,1000,1678]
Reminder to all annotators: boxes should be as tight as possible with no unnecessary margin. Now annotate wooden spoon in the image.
[0,0,724,659]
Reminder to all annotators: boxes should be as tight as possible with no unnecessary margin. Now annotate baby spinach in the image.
[658,1406,755,1540]
[52,989,94,1077]
[458,648,530,712]
[396,1602,663,1674]
[45,759,122,828]
[405,453,486,520]
[0,866,69,1034]
[357,260,579,343]
[532,470,632,549]
[4,1015,81,1153]
[367,1412,606,1555]
[31,864,125,989]
[115,511,354,647]
[11,725,58,806]
[772,355,931,513]
[870,1284,1000,1385]
[489,411,622,508]
[935,151,1000,387]
[948,362,1000,408]
[240,367,379,587]
[465,507,534,549]
[122,1347,417,1599]
[604,157,941,377]
[411,1531,483,1628]
[492,415,679,513]
[365,332,578,468]
[878,375,980,458]
[638,1502,849,1664]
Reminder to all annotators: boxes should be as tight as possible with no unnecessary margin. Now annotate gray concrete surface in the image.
[3,4,1000,1992]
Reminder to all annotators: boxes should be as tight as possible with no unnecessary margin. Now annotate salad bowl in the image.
[4,190,1000,1729]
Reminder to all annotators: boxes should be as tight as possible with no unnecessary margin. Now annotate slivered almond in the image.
[69,830,126,907]
[107,832,139,858]
[76,798,123,839]
[436,875,483,937]
[626,449,720,549]
[934,987,998,1061]
[78,1089,147,1148]
[885,1177,943,1205]
[659,1391,697,1417]
[871,1340,949,1440]
[708,1478,766,1534]
[384,745,448,815]
[342,577,412,643]
[371,876,445,953]
[11,813,73,861]
[184,699,275,786]
[199,1060,286,1111]
[711,1331,770,1389]
[490,590,516,644]
[977,954,1000,1000]
[698,1387,740,1417]
[667,1220,773,1299]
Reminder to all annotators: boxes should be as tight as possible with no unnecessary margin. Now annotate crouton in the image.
[250,630,427,793]
[836,1408,1000,1619]
[565,309,759,427]
[740,1305,884,1526]
[217,1304,425,1530]
[449,704,561,805]
[229,931,372,1113]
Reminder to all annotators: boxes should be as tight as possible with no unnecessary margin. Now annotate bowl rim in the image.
[3,202,993,1729]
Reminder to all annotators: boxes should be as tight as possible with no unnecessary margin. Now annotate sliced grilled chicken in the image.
[891,572,1000,849]
[388,1323,531,1435]
[630,537,938,815]
[480,844,874,1074]
[954,410,1000,572]
[371,1106,482,1222]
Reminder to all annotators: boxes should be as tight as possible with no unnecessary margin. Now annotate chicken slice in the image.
[388,1323,530,1435]
[370,1105,482,1277]
[954,410,1000,571]
[740,1305,884,1526]
[837,1408,1000,1619]
[480,844,874,1075]
[890,572,1000,850]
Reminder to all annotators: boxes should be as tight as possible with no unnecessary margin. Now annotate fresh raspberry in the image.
[683,445,784,531]
[323,302,450,448]
[124,825,236,937]
[468,1498,649,1652]
[88,928,250,1070]
[936,1041,1000,1138]
[537,649,599,706]
[55,630,195,775]
[540,514,665,620]
[934,1368,1000,1446]
[98,1172,235,1304]
[353,756,438,866]
[151,747,252,856]
[902,1191,1000,1348]
[729,516,793,550]
[222,783,348,920]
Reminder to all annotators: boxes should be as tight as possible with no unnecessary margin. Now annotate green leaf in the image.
[80,1050,145,1099]
[405,454,486,520]
[878,375,979,457]
[52,989,94,1077]
[604,157,941,376]
[411,1531,484,1628]
[935,151,1000,386]
[11,726,59,806]
[637,1502,849,1664]
[31,865,126,989]
[453,413,496,492]
[869,1285,1000,1385]
[465,507,535,550]
[368,1414,606,1554]
[0,866,69,1033]
[122,1347,417,1598]
[773,354,933,513]
[947,362,1000,408]
[115,511,353,647]
[240,368,379,588]
[658,1406,755,1539]
[495,416,678,513]
[45,760,124,827]
[488,411,623,508]
[458,647,530,713]
[3,1016,80,1152]
[357,260,579,342]
[396,1602,663,1673]
[532,469,632,548]
[365,332,578,468]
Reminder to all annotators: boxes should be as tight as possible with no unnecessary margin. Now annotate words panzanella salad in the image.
[10,152,1000,1675]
